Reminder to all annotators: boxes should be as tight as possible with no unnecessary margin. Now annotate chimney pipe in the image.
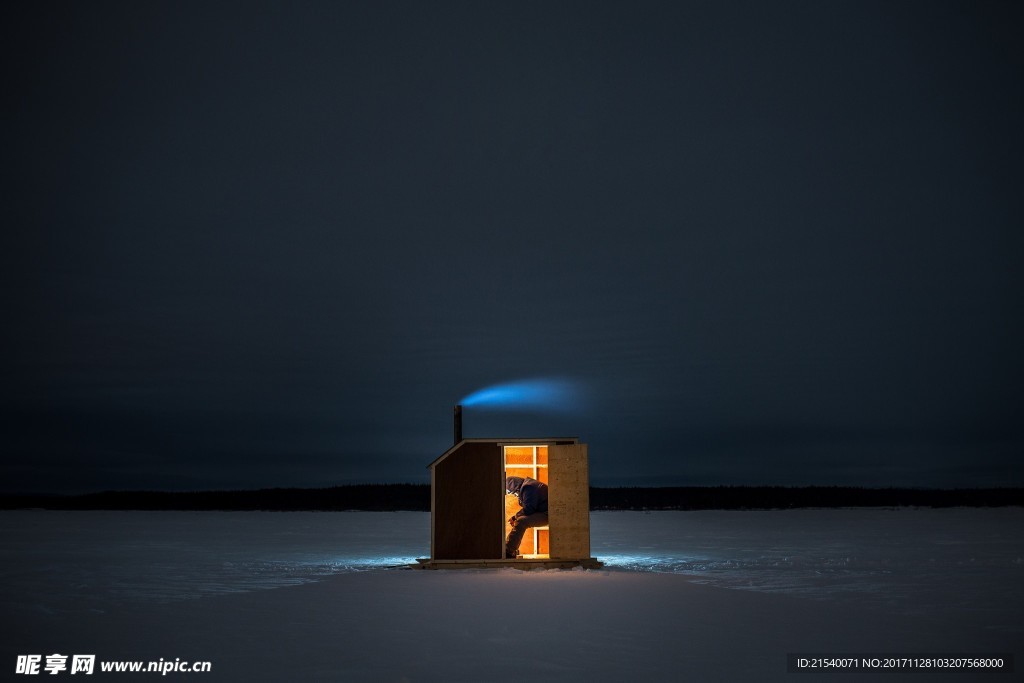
[453,404,463,445]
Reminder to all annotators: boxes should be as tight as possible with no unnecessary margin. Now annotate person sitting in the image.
[504,476,548,558]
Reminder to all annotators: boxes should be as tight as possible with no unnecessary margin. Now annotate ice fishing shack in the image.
[416,405,600,569]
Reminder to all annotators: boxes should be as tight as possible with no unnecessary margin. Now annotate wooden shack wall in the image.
[433,441,502,560]
[548,443,591,560]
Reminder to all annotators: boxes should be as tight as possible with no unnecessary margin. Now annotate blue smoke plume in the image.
[460,378,583,413]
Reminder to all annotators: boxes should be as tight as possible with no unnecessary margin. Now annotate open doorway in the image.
[503,445,550,558]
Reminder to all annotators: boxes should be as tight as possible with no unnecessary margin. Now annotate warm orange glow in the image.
[504,493,519,526]
[537,528,549,555]
[502,444,551,559]
[504,494,535,555]
[504,466,533,481]
[504,451,534,465]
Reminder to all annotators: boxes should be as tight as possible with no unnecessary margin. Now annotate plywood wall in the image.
[433,442,502,560]
[547,444,590,560]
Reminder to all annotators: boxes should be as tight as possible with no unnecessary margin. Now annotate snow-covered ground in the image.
[3,509,1021,681]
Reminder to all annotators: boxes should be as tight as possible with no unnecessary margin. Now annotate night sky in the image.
[3,1,1022,494]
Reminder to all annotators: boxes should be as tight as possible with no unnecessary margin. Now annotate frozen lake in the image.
[2,508,1021,631]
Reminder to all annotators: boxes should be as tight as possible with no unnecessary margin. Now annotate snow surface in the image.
[3,509,1021,681]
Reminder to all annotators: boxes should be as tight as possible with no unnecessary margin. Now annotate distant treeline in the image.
[588,486,1023,510]
[1,485,1021,511]
[0,485,429,512]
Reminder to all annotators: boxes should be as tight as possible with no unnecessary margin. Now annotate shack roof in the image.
[427,437,580,469]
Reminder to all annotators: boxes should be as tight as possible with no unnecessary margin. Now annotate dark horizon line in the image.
[4,482,1023,497]
[1,484,1021,512]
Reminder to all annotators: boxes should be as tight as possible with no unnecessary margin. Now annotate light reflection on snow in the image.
[0,511,431,610]
[599,553,701,573]
[2,509,1022,624]
[590,509,1024,616]
[321,556,418,571]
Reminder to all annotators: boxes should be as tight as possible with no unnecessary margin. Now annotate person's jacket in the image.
[512,477,548,517]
